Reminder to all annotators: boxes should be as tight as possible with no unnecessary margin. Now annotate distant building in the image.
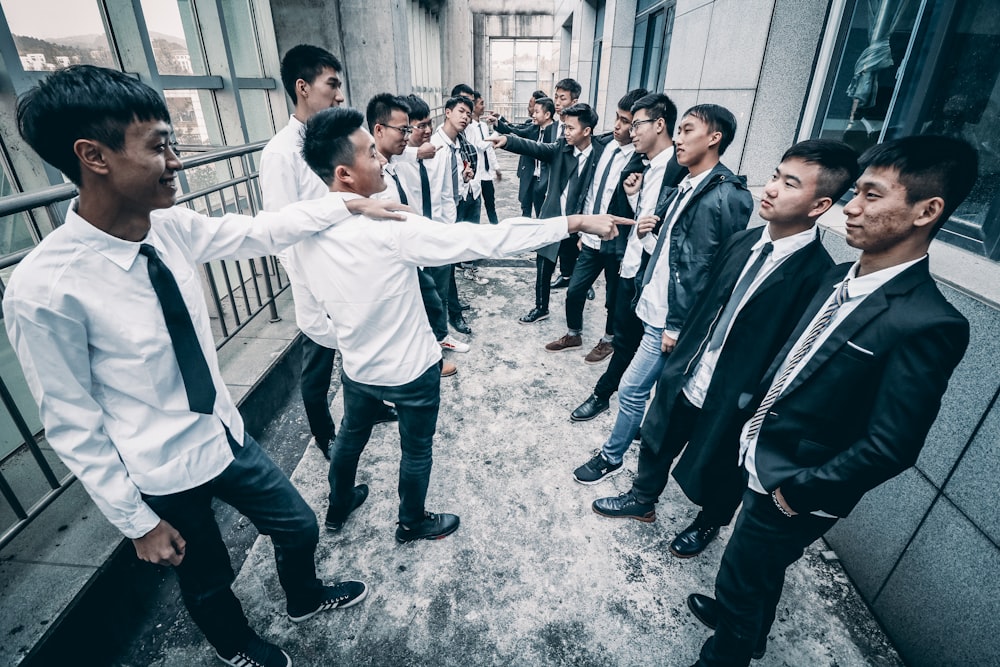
[19,53,46,71]
[55,56,71,68]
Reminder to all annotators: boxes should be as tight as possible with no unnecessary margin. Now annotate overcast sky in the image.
[2,0,184,40]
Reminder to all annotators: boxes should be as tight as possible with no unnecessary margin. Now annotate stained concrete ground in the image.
[131,152,904,667]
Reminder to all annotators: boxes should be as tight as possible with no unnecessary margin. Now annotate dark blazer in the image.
[747,258,969,517]
[498,121,556,207]
[607,151,686,260]
[639,227,834,507]
[503,133,605,261]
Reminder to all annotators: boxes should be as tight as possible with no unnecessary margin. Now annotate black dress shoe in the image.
[518,307,549,324]
[374,404,398,425]
[592,492,656,522]
[550,275,572,289]
[571,393,610,421]
[450,315,472,335]
[687,594,766,659]
[460,301,472,311]
[325,484,369,532]
[670,521,720,558]
[394,511,460,543]
[587,287,596,300]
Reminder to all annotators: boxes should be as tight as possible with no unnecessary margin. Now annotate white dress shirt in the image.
[259,115,338,348]
[393,148,454,224]
[432,127,470,202]
[740,255,928,514]
[3,197,351,538]
[620,146,675,279]
[559,144,593,216]
[471,119,499,181]
[293,193,571,386]
[580,142,635,250]
[634,167,712,331]
[683,226,818,408]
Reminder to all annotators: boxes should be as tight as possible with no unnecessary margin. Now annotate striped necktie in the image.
[744,278,851,440]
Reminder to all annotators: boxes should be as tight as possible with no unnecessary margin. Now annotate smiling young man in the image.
[4,65,407,667]
[592,140,857,565]
[550,78,584,289]
[686,135,975,667]
[289,107,624,546]
[572,103,752,485]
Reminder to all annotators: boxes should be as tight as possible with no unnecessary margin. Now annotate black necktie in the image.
[707,242,774,351]
[592,146,621,214]
[390,171,408,205]
[418,159,432,218]
[479,124,491,172]
[139,244,216,414]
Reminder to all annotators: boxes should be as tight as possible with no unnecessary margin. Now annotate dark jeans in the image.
[594,276,643,400]
[566,246,620,334]
[300,338,336,445]
[143,433,322,656]
[697,489,837,667]
[632,394,700,505]
[534,254,556,310]
[328,363,441,527]
[481,180,499,224]
[556,234,580,278]
[531,179,545,217]
[419,268,448,341]
[457,193,481,224]
[424,264,461,321]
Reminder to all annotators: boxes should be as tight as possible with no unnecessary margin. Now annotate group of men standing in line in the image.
[3,37,978,667]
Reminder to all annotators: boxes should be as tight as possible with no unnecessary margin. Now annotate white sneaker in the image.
[462,267,489,285]
[440,335,470,353]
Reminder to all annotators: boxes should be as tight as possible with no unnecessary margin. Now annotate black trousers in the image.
[418,268,448,341]
[696,489,837,667]
[481,180,499,224]
[533,255,557,310]
[566,246,619,334]
[424,264,461,321]
[300,338,336,446]
[594,276,643,399]
[556,234,580,278]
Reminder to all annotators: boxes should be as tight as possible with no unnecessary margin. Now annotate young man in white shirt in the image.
[260,44,397,461]
[4,65,404,667]
[471,91,501,225]
[294,106,625,544]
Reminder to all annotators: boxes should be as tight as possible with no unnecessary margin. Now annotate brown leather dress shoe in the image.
[545,333,582,352]
[584,340,614,364]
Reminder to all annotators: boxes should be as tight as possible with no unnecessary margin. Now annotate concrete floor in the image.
[133,152,905,667]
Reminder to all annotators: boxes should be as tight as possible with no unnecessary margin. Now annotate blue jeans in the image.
[601,323,668,465]
[142,433,322,655]
[328,363,441,527]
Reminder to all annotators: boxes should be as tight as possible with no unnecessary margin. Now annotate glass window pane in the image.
[637,0,663,14]
[492,39,514,81]
[629,17,648,90]
[0,155,36,257]
[595,1,606,38]
[2,0,115,70]
[644,10,666,91]
[140,0,208,74]
[220,0,263,77]
[238,89,276,142]
[515,40,537,72]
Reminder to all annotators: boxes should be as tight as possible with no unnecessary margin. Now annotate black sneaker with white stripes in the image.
[286,581,369,622]
[216,635,291,667]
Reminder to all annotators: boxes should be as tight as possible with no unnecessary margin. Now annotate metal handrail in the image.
[0,140,284,549]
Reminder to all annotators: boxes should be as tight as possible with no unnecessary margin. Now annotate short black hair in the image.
[780,139,859,201]
[404,94,431,121]
[16,65,171,185]
[366,93,411,132]
[561,103,598,130]
[302,107,365,185]
[473,90,483,101]
[451,83,475,98]
[859,135,979,232]
[445,96,473,113]
[630,93,678,135]
[533,96,556,117]
[280,44,342,103]
[618,88,649,113]
[683,104,738,155]
[555,78,582,101]
[531,90,547,101]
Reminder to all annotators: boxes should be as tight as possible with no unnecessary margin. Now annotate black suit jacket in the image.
[503,133,605,261]
[500,122,556,206]
[747,258,969,517]
[612,153,687,261]
[639,228,834,506]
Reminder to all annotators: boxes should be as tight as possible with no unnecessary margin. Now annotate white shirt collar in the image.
[843,255,927,300]
[753,225,817,262]
[574,144,593,159]
[65,201,145,272]
[678,164,712,193]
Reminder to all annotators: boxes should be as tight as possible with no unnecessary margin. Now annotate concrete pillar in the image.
[596,0,637,132]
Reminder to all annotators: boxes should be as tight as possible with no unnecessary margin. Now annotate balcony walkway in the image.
[126,152,903,666]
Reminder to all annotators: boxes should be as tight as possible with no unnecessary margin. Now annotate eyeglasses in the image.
[413,122,433,131]
[630,118,656,131]
[382,123,413,136]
